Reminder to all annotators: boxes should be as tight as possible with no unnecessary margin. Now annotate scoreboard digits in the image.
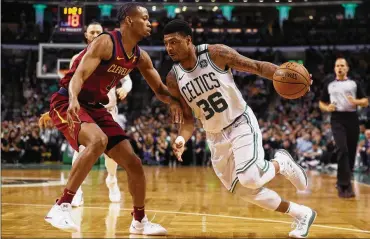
[58,5,84,33]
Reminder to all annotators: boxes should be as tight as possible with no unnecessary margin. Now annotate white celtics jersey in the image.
[172,44,246,133]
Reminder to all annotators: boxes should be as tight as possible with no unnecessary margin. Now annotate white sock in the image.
[286,202,305,218]
[105,155,118,177]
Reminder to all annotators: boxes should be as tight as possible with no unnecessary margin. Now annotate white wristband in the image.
[175,136,185,145]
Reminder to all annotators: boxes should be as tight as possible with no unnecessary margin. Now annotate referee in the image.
[319,58,368,198]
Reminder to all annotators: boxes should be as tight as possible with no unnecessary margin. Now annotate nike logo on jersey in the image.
[179,73,185,81]
[117,56,125,60]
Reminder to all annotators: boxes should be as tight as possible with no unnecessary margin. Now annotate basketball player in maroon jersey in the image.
[44,3,181,235]
[39,22,131,206]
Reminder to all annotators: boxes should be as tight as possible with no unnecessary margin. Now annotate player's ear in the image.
[125,16,133,25]
[84,32,88,40]
[186,36,191,45]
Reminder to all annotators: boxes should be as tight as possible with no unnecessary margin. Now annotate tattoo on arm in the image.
[166,70,194,122]
[158,85,180,103]
[209,44,278,80]
[164,70,181,102]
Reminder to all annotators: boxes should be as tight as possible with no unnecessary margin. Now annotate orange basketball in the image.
[273,62,311,99]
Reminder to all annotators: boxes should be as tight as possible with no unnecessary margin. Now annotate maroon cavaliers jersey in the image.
[60,30,140,104]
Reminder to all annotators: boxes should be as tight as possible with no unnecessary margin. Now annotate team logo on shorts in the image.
[200,60,208,68]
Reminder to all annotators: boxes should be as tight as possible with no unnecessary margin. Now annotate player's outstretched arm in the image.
[137,49,183,123]
[67,34,113,128]
[69,34,113,99]
[166,70,194,141]
[208,44,278,81]
[166,70,195,161]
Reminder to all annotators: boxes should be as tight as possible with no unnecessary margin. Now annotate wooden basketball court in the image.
[2,166,370,238]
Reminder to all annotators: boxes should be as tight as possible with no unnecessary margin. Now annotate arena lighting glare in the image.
[182,6,187,11]
[288,0,292,2]
[275,0,279,2]
[259,0,263,2]
[229,0,233,2]
[211,0,216,2]
[243,0,247,2]
[199,6,203,9]
[175,7,181,13]
[152,5,156,11]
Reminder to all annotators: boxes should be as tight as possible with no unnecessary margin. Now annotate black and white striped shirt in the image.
[321,78,365,112]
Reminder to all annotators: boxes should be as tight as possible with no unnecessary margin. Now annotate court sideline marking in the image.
[2,202,369,234]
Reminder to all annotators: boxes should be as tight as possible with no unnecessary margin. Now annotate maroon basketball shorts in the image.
[49,89,129,152]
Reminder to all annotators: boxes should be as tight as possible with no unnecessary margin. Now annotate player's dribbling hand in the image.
[172,136,185,162]
[169,101,183,124]
[38,111,51,129]
[116,87,128,100]
[67,98,81,131]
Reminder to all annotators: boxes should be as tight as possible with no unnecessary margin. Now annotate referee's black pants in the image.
[331,112,359,187]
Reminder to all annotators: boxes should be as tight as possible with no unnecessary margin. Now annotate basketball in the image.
[273,62,311,99]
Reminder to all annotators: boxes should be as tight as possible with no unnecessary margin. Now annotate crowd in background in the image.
[2,45,370,173]
[2,2,370,172]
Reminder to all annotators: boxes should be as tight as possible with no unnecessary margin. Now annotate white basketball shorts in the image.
[206,106,269,193]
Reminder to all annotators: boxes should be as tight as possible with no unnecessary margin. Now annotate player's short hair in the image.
[163,19,192,38]
[117,3,145,23]
[85,21,102,31]
[88,21,102,27]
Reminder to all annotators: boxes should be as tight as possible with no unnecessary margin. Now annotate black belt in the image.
[57,87,104,109]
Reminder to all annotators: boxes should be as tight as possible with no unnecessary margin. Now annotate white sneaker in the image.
[274,149,308,190]
[129,215,167,236]
[289,207,317,238]
[45,203,80,233]
[106,175,121,203]
[71,188,84,207]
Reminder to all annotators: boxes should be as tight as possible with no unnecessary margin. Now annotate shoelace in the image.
[291,216,307,231]
[145,213,161,228]
[282,158,297,178]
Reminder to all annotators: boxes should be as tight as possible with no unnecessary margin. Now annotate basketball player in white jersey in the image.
[39,22,132,206]
[163,20,316,238]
